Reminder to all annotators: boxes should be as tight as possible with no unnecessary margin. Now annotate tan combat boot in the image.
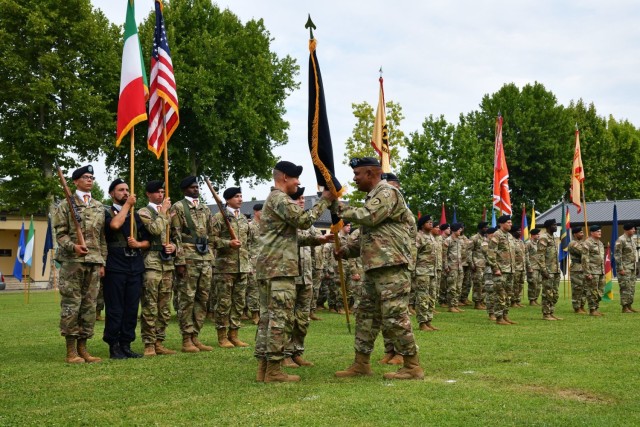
[622,305,633,313]
[383,354,425,380]
[630,306,639,313]
[496,316,510,325]
[264,361,301,383]
[378,352,395,365]
[419,323,431,331]
[426,321,440,331]
[216,329,234,348]
[503,315,517,325]
[551,314,563,320]
[76,338,101,363]
[155,340,177,355]
[335,352,374,378]
[292,355,314,367]
[192,335,213,351]
[181,335,200,353]
[143,343,156,357]
[256,359,267,382]
[309,311,322,321]
[388,354,404,365]
[282,357,299,368]
[589,309,603,317]
[251,311,260,324]
[65,337,85,364]
[227,329,249,347]
[542,314,557,321]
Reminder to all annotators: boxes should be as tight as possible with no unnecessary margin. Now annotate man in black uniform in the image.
[103,178,151,359]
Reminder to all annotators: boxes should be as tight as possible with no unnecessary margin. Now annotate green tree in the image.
[0,0,121,213]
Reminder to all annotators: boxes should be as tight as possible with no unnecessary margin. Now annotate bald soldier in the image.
[615,223,639,313]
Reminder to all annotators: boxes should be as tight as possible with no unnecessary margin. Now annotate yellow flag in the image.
[371,77,390,173]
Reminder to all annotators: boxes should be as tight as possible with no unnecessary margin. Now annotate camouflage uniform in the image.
[487,228,515,319]
[322,242,338,310]
[459,235,473,304]
[435,233,446,305]
[138,204,175,346]
[526,239,542,303]
[170,198,215,339]
[470,232,487,305]
[54,194,107,339]
[348,228,364,310]
[568,239,586,310]
[582,236,605,311]
[338,181,418,357]
[615,233,638,307]
[538,229,560,316]
[443,235,464,309]
[245,220,262,316]
[254,188,330,362]
[512,239,526,305]
[414,230,437,324]
[310,239,325,311]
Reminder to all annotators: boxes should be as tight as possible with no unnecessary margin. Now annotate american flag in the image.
[147,0,179,158]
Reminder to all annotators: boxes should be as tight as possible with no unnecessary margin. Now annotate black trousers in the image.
[103,271,142,345]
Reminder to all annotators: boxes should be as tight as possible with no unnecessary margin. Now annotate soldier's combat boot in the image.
[551,314,563,320]
[589,309,603,317]
[217,329,234,348]
[181,335,200,353]
[426,321,440,331]
[143,344,156,357]
[622,305,633,313]
[192,335,213,351]
[496,316,510,325]
[378,352,395,365]
[282,357,299,368]
[578,306,587,314]
[309,311,322,321]
[630,306,639,313]
[65,337,85,364]
[76,338,101,363]
[155,340,176,355]
[227,329,249,347]
[419,322,431,331]
[335,352,374,378]
[388,354,404,365]
[292,355,314,367]
[256,359,267,382]
[383,354,425,380]
[488,314,497,321]
[264,361,301,383]
[542,314,557,321]
[109,342,127,359]
[251,311,260,324]
[95,310,104,321]
[503,315,517,324]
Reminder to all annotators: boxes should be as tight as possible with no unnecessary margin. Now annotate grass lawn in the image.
[0,286,638,426]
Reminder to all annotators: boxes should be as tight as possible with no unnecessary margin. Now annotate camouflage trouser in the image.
[618,273,637,306]
[245,272,260,314]
[438,273,448,305]
[286,280,313,357]
[512,270,525,304]
[527,270,541,302]
[351,277,363,310]
[484,274,494,316]
[59,263,101,339]
[446,269,463,308]
[254,277,296,361]
[96,278,105,313]
[585,273,604,311]
[310,269,323,311]
[177,259,212,337]
[214,272,248,330]
[491,272,513,318]
[541,273,560,316]
[172,276,179,314]
[460,266,472,302]
[207,273,217,314]
[472,268,485,304]
[414,274,436,324]
[356,265,417,356]
[570,270,586,309]
[141,269,173,344]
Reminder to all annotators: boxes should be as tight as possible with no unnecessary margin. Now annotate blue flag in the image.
[491,208,496,228]
[42,217,54,276]
[13,222,25,281]
[453,206,458,224]
[611,204,618,277]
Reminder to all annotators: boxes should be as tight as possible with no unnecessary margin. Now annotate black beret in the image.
[589,225,601,232]
[349,157,381,168]
[543,219,556,228]
[180,176,198,190]
[253,203,263,211]
[223,187,242,200]
[342,220,351,226]
[511,225,521,233]
[451,222,463,232]
[108,178,126,193]
[487,227,498,234]
[530,228,540,235]
[71,165,94,180]
[417,215,432,229]
[477,222,489,230]
[291,186,305,201]
[382,172,399,182]
[571,226,583,234]
[623,223,636,231]
[145,180,164,193]
[497,215,511,224]
[275,160,303,178]
[439,223,450,231]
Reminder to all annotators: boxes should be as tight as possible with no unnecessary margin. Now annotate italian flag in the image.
[116,0,148,146]
[24,217,35,267]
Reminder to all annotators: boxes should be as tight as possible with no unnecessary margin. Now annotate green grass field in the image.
[0,288,638,426]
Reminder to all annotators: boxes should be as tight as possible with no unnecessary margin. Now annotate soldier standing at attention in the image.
[414,215,440,331]
[459,224,473,307]
[484,227,497,320]
[310,229,325,321]
[509,225,526,308]
[54,165,106,364]
[254,161,335,383]
[568,226,587,314]
[103,179,150,359]
[334,157,423,381]
[615,223,638,313]
[582,225,606,317]
[437,223,451,306]
[470,222,489,310]
[526,229,542,305]
[538,219,562,321]
[245,204,263,324]
[138,180,177,356]
[212,187,253,348]
[171,176,215,353]
[443,223,464,313]
[487,215,516,325]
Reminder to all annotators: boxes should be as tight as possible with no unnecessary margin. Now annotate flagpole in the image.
[22,261,26,304]
[27,265,31,304]
[162,99,171,246]
[130,128,135,236]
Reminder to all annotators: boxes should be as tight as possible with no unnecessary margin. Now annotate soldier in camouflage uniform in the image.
[310,231,325,320]
[414,215,440,331]
[459,225,473,306]
[437,223,451,306]
[170,176,216,353]
[138,180,177,357]
[96,281,105,321]
[470,222,489,309]
[322,242,338,311]
[615,223,638,313]
[484,227,497,319]
[254,161,335,383]
[487,215,517,325]
[335,157,423,381]
[53,165,106,364]
[443,223,465,312]
[538,219,562,320]
[337,222,353,311]
[582,225,605,316]
[211,187,254,348]
[526,228,542,305]
[245,203,263,324]
[568,226,587,313]
[348,229,364,311]
[509,226,526,308]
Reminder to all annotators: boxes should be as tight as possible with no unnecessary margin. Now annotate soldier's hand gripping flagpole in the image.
[204,177,238,241]
[55,161,87,249]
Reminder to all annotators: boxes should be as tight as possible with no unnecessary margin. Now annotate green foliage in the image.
[0,0,121,214]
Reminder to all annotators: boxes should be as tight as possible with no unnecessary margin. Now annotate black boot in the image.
[120,343,143,358]
[109,342,127,360]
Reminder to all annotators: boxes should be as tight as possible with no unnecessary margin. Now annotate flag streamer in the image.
[492,115,512,215]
